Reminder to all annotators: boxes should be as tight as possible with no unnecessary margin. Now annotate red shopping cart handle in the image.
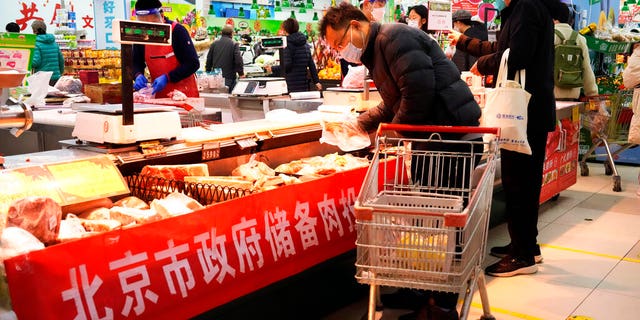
[376,123,500,136]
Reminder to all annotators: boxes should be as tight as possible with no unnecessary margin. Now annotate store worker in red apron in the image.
[132,0,199,98]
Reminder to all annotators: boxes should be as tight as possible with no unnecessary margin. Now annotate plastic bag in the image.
[54,76,82,93]
[320,115,371,151]
[133,85,155,102]
[23,71,52,108]
[341,65,366,89]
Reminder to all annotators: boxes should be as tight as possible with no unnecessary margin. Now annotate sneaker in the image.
[485,255,538,277]
[490,243,543,263]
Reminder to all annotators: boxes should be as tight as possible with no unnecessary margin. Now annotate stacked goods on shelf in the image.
[61,48,121,82]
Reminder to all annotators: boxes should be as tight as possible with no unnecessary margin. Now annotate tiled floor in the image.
[324,163,640,320]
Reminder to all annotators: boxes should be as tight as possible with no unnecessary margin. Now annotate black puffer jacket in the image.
[451,22,488,72]
[456,0,559,133]
[358,23,481,133]
[271,32,320,93]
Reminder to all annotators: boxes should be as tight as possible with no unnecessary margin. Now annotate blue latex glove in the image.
[152,74,168,94]
[133,74,148,91]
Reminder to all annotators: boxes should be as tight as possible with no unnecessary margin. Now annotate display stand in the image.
[540,101,582,203]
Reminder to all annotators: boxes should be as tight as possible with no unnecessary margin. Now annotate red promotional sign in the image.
[5,166,373,320]
[539,108,580,203]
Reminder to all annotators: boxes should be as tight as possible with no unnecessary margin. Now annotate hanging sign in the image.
[427,1,452,31]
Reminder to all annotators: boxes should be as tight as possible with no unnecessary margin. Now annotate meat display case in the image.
[1,115,374,319]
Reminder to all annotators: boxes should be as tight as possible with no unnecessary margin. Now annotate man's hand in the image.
[315,83,323,91]
[134,74,148,91]
[448,29,462,46]
[152,74,168,94]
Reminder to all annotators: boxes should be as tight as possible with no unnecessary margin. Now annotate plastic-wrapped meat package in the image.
[5,197,62,244]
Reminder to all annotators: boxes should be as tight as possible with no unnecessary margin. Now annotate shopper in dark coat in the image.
[30,20,64,86]
[450,0,567,277]
[328,16,481,131]
[450,10,488,72]
[205,25,244,91]
[320,4,481,319]
[269,18,321,93]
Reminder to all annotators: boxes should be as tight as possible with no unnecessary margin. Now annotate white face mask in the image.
[407,19,419,28]
[371,7,386,22]
[339,29,363,64]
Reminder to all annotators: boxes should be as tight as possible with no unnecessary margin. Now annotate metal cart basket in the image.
[580,90,637,191]
[355,124,499,320]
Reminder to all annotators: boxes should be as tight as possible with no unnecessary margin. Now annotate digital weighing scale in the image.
[231,36,289,97]
[72,19,183,145]
[72,104,181,144]
[231,77,288,97]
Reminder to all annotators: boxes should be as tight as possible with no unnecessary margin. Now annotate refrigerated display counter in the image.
[1,112,373,320]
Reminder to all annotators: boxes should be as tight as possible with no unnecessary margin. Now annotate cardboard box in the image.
[84,83,122,104]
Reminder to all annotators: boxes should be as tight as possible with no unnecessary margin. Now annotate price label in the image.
[427,1,452,31]
[45,156,129,204]
[236,138,258,149]
[202,142,221,160]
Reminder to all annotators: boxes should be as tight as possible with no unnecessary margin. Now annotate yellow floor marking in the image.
[540,243,640,263]
[470,302,544,320]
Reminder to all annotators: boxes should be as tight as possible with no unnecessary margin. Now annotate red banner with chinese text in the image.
[5,165,377,320]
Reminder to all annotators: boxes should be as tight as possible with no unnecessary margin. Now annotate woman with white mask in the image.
[407,4,429,33]
[361,0,387,22]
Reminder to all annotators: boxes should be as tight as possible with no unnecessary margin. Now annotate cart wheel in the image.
[551,194,560,201]
[580,162,589,176]
[612,176,622,192]
[604,162,613,176]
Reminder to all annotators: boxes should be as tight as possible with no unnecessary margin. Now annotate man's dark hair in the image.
[221,25,233,37]
[555,3,571,23]
[5,22,20,33]
[135,0,162,10]
[319,2,369,39]
[282,18,299,34]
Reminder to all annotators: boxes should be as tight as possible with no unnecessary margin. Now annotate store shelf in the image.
[585,35,633,53]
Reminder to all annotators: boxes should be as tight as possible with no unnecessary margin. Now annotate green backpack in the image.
[554,29,585,88]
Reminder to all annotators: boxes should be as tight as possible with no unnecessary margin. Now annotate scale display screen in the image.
[113,20,172,45]
[260,36,287,49]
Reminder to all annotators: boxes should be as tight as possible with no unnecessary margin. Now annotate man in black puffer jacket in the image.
[320,5,480,134]
[320,4,481,320]
[269,18,321,93]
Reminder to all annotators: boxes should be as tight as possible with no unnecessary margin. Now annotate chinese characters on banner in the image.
[1,1,128,48]
[94,0,126,49]
[5,166,376,320]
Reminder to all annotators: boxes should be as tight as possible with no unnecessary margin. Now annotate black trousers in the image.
[500,130,549,261]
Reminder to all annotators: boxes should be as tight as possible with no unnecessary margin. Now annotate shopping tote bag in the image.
[483,49,532,154]
[628,87,640,144]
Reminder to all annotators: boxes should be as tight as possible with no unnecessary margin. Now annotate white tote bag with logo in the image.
[483,49,532,154]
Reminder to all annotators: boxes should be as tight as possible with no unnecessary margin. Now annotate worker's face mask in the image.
[339,29,363,64]
[453,22,462,33]
[407,19,419,29]
[372,7,386,22]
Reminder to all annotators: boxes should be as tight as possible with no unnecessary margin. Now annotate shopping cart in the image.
[579,90,637,191]
[355,124,499,320]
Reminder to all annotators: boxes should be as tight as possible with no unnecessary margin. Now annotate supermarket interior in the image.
[1,0,640,319]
